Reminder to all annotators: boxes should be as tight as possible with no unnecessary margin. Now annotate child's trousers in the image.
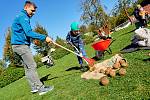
[75,44,87,65]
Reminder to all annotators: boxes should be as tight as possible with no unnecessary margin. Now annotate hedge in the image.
[0,67,24,88]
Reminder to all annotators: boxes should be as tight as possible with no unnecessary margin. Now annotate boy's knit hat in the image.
[70,22,80,31]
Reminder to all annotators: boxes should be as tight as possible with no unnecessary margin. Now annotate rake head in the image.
[82,57,96,66]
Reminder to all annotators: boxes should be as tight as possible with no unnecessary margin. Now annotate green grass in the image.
[0,25,150,100]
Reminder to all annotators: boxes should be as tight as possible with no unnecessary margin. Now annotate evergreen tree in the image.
[33,24,51,56]
[3,28,21,67]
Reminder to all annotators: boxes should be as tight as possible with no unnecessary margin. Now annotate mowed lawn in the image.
[0,25,150,100]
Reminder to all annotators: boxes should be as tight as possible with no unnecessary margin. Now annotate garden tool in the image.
[68,42,83,56]
[52,41,95,66]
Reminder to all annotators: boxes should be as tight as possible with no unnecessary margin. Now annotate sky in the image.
[0,0,117,59]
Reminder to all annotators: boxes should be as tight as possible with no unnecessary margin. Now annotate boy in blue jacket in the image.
[11,1,53,95]
[66,22,87,72]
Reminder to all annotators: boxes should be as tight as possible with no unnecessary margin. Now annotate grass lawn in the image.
[0,25,150,100]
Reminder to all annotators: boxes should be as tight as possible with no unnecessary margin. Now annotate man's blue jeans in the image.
[12,45,43,90]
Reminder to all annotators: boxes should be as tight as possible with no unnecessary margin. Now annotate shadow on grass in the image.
[48,72,81,81]
[40,74,51,84]
[65,66,89,72]
[92,56,103,61]
[40,67,83,83]
[65,66,81,71]
[120,44,150,53]
[119,29,136,37]
[142,58,150,62]
[40,72,81,83]
[133,57,150,62]
[120,44,139,53]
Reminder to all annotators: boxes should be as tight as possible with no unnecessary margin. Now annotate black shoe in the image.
[80,65,88,72]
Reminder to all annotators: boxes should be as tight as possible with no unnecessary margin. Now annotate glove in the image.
[79,52,83,57]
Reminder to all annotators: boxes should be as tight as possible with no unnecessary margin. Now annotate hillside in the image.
[0,25,150,100]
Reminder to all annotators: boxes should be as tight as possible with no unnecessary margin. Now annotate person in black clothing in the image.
[133,5,147,28]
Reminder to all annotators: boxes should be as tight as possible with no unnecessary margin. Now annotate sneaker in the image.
[31,89,38,93]
[80,68,86,72]
[38,86,54,95]
[31,87,38,93]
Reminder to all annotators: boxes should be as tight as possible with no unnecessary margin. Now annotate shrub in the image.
[34,54,44,68]
[0,66,3,75]
[51,48,70,60]
[0,66,24,88]
[83,35,95,44]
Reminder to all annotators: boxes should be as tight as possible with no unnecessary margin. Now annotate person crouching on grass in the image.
[66,22,88,72]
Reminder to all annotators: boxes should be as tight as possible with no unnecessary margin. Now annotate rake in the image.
[52,41,95,66]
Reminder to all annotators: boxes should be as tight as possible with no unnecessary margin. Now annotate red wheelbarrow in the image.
[91,39,114,59]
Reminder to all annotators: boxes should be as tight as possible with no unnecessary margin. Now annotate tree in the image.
[80,0,108,27]
[50,36,72,60]
[110,0,136,27]
[80,25,87,34]
[111,0,134,16]
[33,24,51,56]
[0,59,4,74]
[55,36,66,46]
[109,16,117,29]
[3,28,12,62]
[3,28,21,67]
[0,60,5,67]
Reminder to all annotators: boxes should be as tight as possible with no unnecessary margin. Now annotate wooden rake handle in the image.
[52,41,82,57]
[52,41,91,65]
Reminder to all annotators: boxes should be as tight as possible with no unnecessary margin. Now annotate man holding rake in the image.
[11,1,54,95]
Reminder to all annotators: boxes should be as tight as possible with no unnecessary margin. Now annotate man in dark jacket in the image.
[11,1,53,95]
